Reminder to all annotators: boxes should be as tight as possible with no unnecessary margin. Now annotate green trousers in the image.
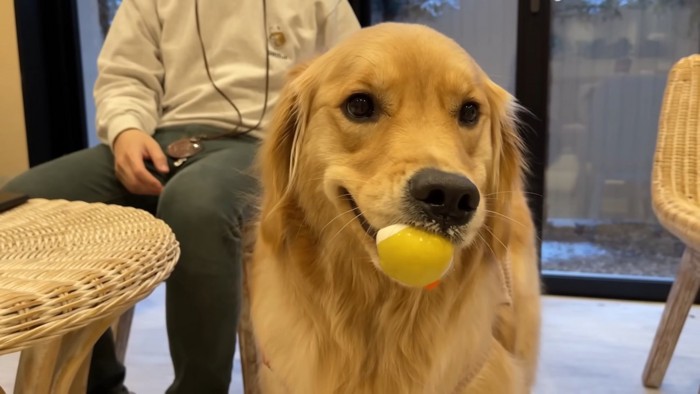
[2,125,259,394]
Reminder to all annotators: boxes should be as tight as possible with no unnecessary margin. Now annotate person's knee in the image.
[157,176,255,274]
[2,167,60,198]
[2,145,119,202]
[158,181,252,235]
[3,171,34,194]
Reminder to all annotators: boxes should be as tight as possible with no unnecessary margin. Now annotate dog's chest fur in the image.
[251,241,506,393]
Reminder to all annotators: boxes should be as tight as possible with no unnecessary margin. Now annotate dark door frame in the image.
[515,0,550,256]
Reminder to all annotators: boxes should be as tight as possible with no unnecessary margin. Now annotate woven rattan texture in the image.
[0,199,179,354]
[652,55,700,250]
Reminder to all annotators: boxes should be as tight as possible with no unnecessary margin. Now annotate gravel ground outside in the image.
[541,219,684,278]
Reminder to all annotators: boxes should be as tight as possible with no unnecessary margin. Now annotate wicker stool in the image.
[0,199,179,394]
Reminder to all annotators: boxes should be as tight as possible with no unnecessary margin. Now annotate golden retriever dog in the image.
[249,22,541,393]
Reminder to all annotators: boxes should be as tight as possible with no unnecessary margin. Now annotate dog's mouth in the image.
[338,188,470,244]
[340,188,378,239]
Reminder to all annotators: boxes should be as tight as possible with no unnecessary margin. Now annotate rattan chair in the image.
[642,54,700,388]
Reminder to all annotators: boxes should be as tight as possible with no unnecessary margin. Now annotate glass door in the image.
[365,0,519,94]
[543,0,700,284]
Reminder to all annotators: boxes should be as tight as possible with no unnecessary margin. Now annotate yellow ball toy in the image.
[376,224,454,289]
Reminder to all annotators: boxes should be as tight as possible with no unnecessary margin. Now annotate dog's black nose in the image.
[408,168,480,227]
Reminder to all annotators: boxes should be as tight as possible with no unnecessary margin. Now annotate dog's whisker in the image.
[482,190,543,198]
[327,212,364,244]
[483,209,526,227]
[476,232,497,261]
[480,209,544,243]
[320,207,361,234]
[481,225,508,254]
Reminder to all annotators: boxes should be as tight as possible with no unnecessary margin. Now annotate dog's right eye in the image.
[344,93,375,121]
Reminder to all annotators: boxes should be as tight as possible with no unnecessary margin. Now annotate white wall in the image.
[0,0,29,185]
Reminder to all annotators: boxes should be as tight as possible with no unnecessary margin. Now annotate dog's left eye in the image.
[344,93,375,121]
[458,102,480,126]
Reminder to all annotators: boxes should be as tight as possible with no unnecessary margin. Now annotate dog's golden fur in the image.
[249,23,541,393]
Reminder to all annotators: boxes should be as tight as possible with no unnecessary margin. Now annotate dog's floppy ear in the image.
[484,80,526,300]
[486,80,526,211]
[258,62,312,244]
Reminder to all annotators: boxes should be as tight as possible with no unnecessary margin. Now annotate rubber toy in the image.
[376,224,453,289]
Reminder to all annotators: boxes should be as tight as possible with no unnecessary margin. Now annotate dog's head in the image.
[258,23,525,275]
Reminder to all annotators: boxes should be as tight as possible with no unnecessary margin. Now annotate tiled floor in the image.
[1,286,698,393]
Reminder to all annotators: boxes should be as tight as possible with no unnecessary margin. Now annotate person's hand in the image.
[113,128,170,195]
